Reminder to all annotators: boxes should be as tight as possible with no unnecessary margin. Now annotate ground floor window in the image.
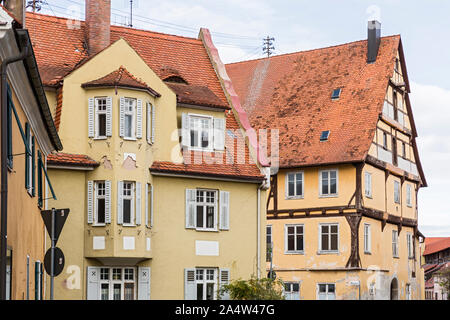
[284,282,300,300]
[318,283,336,300]
[196,268,217,300]
[99,267,136,300]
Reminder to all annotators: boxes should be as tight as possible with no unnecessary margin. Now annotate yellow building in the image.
[227,22,427,300]
[27,1,268,300]
[0,3,62,300]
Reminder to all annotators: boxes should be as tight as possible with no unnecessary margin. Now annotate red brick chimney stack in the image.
[85,0,111,56]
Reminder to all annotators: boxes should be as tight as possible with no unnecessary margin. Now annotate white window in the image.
[285,224,304,253]
[364,172,372,198]
[394,181,400,204]
[95,181,106,225]
[88,97,112,139]
[145,183,153,228]
[284,282,300,300]
[99,267,136,300]
[364,223,371,254]
[122,182,135,225]
[124,98,136,139]
[146,102,155,144]
[407,233,414,259]
[286,172,304,199]
[95,97,107,138]
[392,230,399,257]
[406,184,412,207]
[189,115,213,150]
[318,283,335,300]
[195,190,217,230]
[319,170,338,197]
[319,223,339,253]
[196,268,217,300]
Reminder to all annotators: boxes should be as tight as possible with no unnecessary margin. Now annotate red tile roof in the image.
[47,152,99,168]
[424,237,450,256]
[166,82,229,110]
[226,36,404,168]
[81,66,161,97]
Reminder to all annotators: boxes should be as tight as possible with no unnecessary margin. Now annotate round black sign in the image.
[44,247,65,277]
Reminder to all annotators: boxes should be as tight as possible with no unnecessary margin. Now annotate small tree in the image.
[219,276,285,300]
[438,267,450,300]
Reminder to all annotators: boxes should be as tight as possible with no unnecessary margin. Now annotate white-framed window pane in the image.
[195,190,216,230]
[189,115,212,150]
[96,182,106,224]
[95,97,107,137]
[122,182,134,224]
[394,181,400,203]
[320,224,338,252]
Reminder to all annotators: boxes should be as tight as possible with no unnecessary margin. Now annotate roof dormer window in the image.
[320,131,330,142]
[331,88,341,100]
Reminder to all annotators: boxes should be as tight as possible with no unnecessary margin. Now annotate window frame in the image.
[364,171,372,198]
[407,233,414,259]
[94,97,108,139]
[195,268,217,300]
[94,181,107,226]
[123,97,137,140]
[364,223,371,254]
[392,230,399,258]
[406,184,412,207]
[394,180,400,204]
[99,267,136,300]
[188,113,214,152]
[319,169,339,197]
[195,189,218,232]
[382,132,388,150]
[26,126,33,196]
[284,224,304,254]
[122,181,135,226]
[284,282,300,300]
[285,171,304,199]
[319,223,339,254]
[317,283,336,300]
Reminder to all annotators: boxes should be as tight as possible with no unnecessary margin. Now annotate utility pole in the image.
[263,36,275,58]
[26,0,42,12]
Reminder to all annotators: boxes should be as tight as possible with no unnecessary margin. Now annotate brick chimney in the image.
[85,0,111,56]
[4,0,25,26]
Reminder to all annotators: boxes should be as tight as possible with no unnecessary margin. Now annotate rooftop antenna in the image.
[26,0,43,12]
[129,0,133,27]
[263,36,275,58]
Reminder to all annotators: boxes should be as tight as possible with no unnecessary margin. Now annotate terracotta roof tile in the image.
[424,237,450,256]
[166,82,229,109]
[226,36,402,168]
[81,66,161,97]
[47,152,99,167]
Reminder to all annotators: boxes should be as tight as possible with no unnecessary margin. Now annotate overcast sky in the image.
[40,0,450,237]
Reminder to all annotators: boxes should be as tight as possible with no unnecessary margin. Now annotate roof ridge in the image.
[226,34,401,66]
[26,11,202,45]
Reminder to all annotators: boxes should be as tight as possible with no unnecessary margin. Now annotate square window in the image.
[331,88,341,99]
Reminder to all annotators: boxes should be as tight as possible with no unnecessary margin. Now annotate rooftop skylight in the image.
[331,88,341,100]
[320,130,330,141]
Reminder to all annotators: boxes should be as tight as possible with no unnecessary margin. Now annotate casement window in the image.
[185,189,229,231]
[145,183,154,228]
[88,97,112,138]
[266,225,272,262]
[394,181,400,204]
[364,223,371,254]
[318,283,336,300]
[319,170,338,197]
[285,224,304,253]
[181,113,225,151]
[284,282,300,300]
[406,184,412,207]
[123,182,135,225]
[119,97,143,140]
[146,102,155,144]
[286,172,304,199]
[407,233,414,259]
[87,181,111,225]
[87,266,150,300]
[402,142,406,158]
[392,230,399,257]
[25,123,35,196]
[184,268,230,300]
[117,181,142,226]
[383,132,388,150]
[319,223,339,253]
[364,171,372,198]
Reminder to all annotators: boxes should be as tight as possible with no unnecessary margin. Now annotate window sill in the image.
[92,223,107,227]
[365,195,372,199]
[187,147,214,153]
[286,196,304,200]
[319,194,338,198]
[195,228,219,233]
[284,251,304,255]
[122,224,137,227]
[364,251,372,255]
[317,251,339,255]
[393,255,400,259]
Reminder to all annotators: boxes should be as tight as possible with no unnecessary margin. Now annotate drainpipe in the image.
[0,39,30,300]
[257,173,269,279]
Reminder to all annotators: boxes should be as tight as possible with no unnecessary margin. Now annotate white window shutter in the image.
[146,103,151,144]
[86,267,99,300]
[145,183,149,227]
[214,118,225,150]
[88,98,94,138]
[184,268,196,300]
[117,181,123,225]
[106,97,112,137]
[138,267,151,300]
[150,184,154,227]
[181,113,189,147]
[136,99,143,139]
[136,182,142,225]
[151,103,156,144]
[219,269,230,300]
[105,180,111,224]
[185,189,196,229]
[119,97,125,137]
[219,191,230,230]
[87,181,94,224]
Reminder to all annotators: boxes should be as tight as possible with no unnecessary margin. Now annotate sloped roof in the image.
[424,237,450,256]
[47,152,99,168]
[166,82,229,109]
[226,36,402,168]
[26,12,226,106]
[81,66,161,97]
